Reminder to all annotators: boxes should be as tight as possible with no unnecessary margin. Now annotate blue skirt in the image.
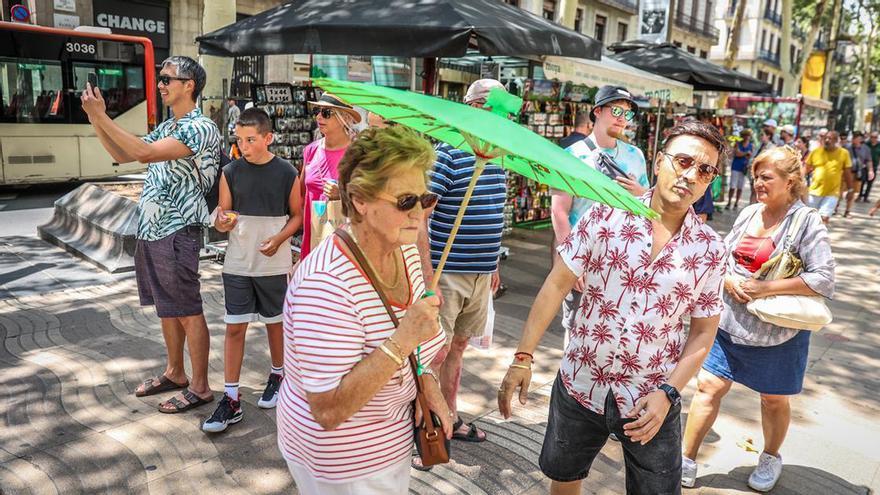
[702,329,811,395]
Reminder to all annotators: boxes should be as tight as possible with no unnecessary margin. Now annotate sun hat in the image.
[307,93,362,123]
[464,79,506,104]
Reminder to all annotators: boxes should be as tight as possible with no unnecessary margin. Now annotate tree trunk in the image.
[821,0,843,100]
[717,0,749,111]
[792,0,829,88]
[857,2,877,131]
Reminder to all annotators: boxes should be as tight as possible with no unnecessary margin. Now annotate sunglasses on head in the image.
[661,152,719,182]
[608,105,636,122]
[157,75,191,86]
[311,107,334,119]
[376,191,439,211]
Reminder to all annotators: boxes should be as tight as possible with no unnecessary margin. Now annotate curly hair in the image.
[338,126,436,223]
[751,145,807,200]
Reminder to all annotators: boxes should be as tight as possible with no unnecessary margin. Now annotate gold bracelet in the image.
[386,336,406,357]
[378,344,404,366]
[509,364,531,370]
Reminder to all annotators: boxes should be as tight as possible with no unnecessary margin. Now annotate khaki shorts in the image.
[438,273,492,341]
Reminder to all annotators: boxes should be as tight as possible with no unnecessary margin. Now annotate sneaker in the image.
[748,452,783,492]
[681,456,698,488]
[202,394,242,433]
[258,373,283,409]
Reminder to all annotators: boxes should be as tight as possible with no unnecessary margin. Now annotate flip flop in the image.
[135,375,188,397]
[451,418,487,443]
[158,389,214,414]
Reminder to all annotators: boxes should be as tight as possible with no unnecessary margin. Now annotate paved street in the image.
[0,199,879,494]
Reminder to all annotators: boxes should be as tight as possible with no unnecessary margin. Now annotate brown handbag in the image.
[334,228,450,467]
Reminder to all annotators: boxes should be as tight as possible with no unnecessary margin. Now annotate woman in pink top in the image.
[300,93,360,259]
[279,126,451,494]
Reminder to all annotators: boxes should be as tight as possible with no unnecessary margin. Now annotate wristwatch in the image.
[658,383,681,406]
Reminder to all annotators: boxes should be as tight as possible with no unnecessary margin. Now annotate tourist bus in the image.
[0,21,156,185]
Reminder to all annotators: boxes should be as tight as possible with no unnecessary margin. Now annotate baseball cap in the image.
[763,118,778,128]
[464,79,506,104]
[591,85,639,122]
[780,124,795,135]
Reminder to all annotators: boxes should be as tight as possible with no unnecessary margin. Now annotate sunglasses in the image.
[376,191,439,211]
[661,152,719,182]
[311,107,334,119]
[157,75,191,86]
[608,105,636,122]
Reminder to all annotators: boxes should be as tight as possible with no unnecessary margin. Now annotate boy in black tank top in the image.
[203,108,304,433]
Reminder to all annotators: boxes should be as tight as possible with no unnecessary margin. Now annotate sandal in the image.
[135,375,188,397]
[411,455,433,472]
[158,389,214,414]
[451,418,487,443]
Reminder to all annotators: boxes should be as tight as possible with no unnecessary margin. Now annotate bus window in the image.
[0,57,65,123]
[72,63,145,122]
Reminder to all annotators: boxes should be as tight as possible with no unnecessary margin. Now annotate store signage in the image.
[252,83,294,104]
[54,13,80,29]
[54,0,77,13]
[347,56,373,83]
[638,0,670,43]
[480,62,500,80]
[94,0,170,49]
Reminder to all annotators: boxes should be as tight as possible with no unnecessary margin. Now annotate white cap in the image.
[763,118,778,128]
[780,124,795,135]
[464,79,506,104]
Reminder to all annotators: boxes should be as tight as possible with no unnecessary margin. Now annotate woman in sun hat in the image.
[300,93,362,259]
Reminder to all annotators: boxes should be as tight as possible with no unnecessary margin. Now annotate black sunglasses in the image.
[157,75,191,86]
[661,152,719,182]
[377,192,439,211]
[311,107,334,119]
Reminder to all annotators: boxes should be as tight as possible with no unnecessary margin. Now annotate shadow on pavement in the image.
[695,464,871,494]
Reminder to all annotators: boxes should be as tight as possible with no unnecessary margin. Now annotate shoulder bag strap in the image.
[583,135,597,151]
[334,229,438,432]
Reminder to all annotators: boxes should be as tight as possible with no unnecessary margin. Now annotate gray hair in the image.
[161,56,206,102]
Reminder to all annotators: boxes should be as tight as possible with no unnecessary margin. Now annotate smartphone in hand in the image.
[87,72,98,92]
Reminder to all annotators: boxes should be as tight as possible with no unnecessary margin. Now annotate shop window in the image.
[618,22,628,42]
[574,8,584,32]
[595,15,606,44]
[0,58,65,123]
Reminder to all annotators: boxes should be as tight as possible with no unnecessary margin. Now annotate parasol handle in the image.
[430,158,487,292]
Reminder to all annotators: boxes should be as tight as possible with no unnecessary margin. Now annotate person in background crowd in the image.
[779,125,795,146]
[417,79,508,454]
[809,128,828,153]
[763,119,783,147]
[693,186,716,222]
[864,131,880,202]
[551,85,649,347]
[795,136,810,160]
[727,129,753,210]
[278,126,450,494]
[300,93,361,259]
[850,131,876,204]
[806,131,852,224]
[558,112,593,149]
[202,108,303,433]
[82,56,220,412]
[682,147,835,492]
[226,98,240,135]
[750,122,779,203]
[498,120,728,495]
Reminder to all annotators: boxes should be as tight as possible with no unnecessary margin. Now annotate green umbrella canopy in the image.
[313,77,656,219]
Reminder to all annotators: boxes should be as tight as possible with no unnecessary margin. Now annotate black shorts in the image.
[222,273,287,324]
[539,373,683,495]
[135,226,203,318]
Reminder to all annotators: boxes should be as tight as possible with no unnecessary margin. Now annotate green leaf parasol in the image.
[313,77,657,288]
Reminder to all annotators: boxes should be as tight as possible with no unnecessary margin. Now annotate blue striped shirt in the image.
[428,143,506,274]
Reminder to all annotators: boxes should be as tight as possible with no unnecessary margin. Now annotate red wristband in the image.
[514,352,534,362]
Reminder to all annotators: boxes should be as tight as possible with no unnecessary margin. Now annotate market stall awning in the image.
[196,0,601,60]
[607,42,772,93]
[542,55,694,105]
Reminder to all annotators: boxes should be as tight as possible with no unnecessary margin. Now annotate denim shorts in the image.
[539,373,683,495]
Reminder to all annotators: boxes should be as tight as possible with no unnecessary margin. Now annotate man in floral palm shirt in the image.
[498,121,729,495]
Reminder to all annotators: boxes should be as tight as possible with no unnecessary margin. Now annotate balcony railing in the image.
[758,49,781,66]
[763,9,782,26]
[595,0,638,15]
[673,11,720,42]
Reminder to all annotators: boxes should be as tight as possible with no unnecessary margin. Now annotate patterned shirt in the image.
[720,202,835,346]
[138,108,221,241]
[556,191,726,415]
[563,135,649,227]
[428,143,506,273]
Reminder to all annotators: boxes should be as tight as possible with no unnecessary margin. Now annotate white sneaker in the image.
[748,452,783,492]
[681,456,698,488]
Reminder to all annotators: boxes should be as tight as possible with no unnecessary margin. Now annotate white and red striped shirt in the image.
[278,235,446,483]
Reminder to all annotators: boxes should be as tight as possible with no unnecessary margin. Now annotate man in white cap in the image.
[417,79,509,456]
[810,128,828,153]
[779,124,796,146]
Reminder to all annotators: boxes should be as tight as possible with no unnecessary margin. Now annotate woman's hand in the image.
[724,275,752,303]
[740,278,772,299]
[323,181,340,200]
[414,377,453,439]
[395,295,441,351]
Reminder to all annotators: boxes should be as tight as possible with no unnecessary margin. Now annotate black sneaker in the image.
[201,394,242,433]
[258,373,283,409]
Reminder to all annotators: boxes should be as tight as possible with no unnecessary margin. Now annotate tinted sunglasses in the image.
[661,152,719,182]
[376,191,439,211]
[608,105,636,122]
[311,107,334,119]
[157,75,191,86]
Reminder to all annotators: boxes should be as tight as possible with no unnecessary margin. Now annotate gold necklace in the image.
[349,227,402,289]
